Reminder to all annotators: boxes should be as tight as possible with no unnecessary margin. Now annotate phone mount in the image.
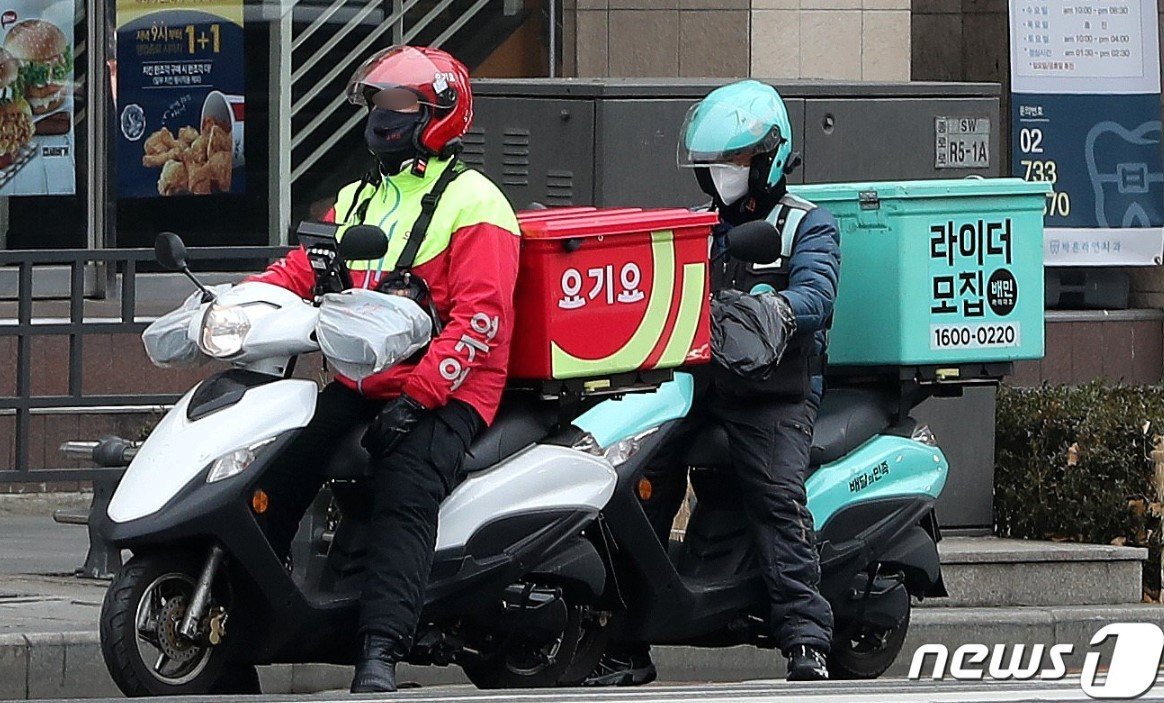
[296,221,350,299]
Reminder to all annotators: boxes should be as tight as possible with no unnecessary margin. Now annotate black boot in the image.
[583,643,657,686]
[786,644,829,681]
[350,633,401,693]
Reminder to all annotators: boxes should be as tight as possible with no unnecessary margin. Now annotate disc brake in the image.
[208,607,228,646]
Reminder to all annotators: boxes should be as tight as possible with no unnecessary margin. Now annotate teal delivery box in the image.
[788,178,1048,368]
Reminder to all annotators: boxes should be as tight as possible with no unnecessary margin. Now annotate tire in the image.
[828,604,910,680]
[462,607,585,689]
[100,551,257,696]
[556,609,612,686]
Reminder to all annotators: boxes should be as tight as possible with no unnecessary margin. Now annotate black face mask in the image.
[364,108,423,174]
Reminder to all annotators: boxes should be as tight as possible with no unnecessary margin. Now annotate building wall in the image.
[564,0,910,81]
[911,0,1009,87]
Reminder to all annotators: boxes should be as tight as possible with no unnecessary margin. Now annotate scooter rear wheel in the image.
[99,551,259,696]
[461,606,586,689]
[827,604,910,680]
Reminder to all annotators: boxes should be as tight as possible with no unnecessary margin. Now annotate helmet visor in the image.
[346,46,455,109]
[367,87,423,113]
[677,100,784,167]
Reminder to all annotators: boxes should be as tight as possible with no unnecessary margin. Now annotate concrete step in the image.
[5,603,1164,697]
[932,537,1146,607]
[656,603,1164,681]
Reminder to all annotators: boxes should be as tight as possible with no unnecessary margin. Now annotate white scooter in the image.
[99,228,627,695]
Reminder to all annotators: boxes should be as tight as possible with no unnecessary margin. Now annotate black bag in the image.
[709,289,797,381]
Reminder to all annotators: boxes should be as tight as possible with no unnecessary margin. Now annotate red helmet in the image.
[346,45,473,157]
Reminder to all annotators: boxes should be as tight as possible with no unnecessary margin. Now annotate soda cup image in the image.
[201,91,244,167]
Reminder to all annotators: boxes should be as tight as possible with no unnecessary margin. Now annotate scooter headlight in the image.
[206,437,277,483]
[572,429,657,467]
[199,302,276,358]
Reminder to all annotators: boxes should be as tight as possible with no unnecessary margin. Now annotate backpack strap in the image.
[340,165,382,225]
[394,157,467,274]
[765,193,818,262]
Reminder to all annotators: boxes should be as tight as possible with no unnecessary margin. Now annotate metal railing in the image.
[0,246,288,483]
[290,0,523,185]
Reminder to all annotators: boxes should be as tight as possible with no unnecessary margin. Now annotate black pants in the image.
[642,380,834,653]
[261,381,483,649]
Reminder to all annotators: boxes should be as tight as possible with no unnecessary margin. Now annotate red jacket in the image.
[251,160,520,424]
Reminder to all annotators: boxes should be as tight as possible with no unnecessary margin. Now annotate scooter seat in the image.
[322,393,555,480]
[683,388,896,469]
[462,394,556,472]
[808,388,896,465]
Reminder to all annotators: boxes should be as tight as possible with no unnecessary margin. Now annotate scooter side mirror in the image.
[155,232,189,271]
[724,220,782,265]
[338,224,389,261]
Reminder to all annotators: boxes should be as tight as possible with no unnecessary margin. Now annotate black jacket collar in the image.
[720,181,788,226]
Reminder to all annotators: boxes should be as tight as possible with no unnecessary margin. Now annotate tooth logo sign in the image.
[1085,120,1164,228]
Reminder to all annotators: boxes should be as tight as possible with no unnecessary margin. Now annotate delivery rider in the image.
[588,80,840,684]
[249,46,520,693]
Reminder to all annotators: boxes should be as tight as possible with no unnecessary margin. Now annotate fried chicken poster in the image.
[115,0,245,198]
[0,1,76,197]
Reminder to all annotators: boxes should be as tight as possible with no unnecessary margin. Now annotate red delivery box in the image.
[509,207,719,381]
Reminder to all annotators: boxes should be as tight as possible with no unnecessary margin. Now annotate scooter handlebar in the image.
[60,436,138,467]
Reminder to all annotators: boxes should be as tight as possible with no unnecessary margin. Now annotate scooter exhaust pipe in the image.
[179,544,225,641]
[500,584,568,642]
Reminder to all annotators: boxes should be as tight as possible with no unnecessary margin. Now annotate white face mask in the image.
[708,164,750,205]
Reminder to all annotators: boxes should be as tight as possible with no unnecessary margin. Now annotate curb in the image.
[0,631,464,699]
[5,604,1164,698]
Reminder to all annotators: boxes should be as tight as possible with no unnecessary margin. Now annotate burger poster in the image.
[0,1,76,197]
[115,0,245,198]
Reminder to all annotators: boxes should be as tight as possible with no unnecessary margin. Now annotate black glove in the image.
[362,394,427,458]
[710,289,797,380]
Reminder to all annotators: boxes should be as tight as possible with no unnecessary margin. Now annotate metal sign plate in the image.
[935,117,991,169]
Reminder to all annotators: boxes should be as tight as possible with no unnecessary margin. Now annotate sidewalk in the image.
[0,495,463,698]
[5,494,1164,699]
[0,493,118,699]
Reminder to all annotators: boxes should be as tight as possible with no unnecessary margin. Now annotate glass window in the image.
[0,0,556,252]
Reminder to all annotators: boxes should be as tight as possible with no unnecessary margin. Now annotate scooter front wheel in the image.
[99,551,259,697]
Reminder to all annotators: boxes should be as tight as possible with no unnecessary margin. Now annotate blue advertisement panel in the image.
[115,0,245,199]
[1008,0,1163,265]
[1012,92,1163,262]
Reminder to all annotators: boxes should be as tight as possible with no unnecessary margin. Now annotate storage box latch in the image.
[857,190,886,229]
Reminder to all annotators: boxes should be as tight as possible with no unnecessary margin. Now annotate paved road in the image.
[0,515,88,576]
[37,678,1164,703]
[5,507,1164,702]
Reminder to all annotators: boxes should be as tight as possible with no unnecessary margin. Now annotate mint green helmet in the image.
[677,80,794,189]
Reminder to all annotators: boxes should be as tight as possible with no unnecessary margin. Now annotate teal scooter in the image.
[561,371,948,681]
[555,223,948,682]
